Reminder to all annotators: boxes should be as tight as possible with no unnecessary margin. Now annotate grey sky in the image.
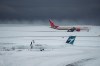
[0,0,100,24]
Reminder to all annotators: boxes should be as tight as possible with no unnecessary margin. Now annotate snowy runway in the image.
[0,25,100,66]
[0,47,100,66]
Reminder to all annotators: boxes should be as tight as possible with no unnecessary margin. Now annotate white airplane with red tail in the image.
[49,19,89,32]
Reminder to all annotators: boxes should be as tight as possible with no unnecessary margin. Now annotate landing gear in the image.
[40,48,44,51]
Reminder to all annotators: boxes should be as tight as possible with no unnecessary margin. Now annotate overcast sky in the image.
[0,0,100,24]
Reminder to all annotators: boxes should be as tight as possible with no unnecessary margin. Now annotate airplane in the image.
[49,19,89,32]
[30,36,76,51]
[2,36,76,51]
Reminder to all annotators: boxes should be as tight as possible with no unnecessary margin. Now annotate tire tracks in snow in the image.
[66,58,95,66]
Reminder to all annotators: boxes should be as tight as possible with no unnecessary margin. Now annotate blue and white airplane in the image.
[30,36,76,51]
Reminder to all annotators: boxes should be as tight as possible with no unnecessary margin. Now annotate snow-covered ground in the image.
[0,24,100,66]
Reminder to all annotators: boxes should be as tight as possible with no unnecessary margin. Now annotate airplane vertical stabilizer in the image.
[66,36,76,45]
[49,19,59,29]
[49,19,55,28]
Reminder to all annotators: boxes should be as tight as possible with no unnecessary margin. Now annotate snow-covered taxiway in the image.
[0,24,100,66]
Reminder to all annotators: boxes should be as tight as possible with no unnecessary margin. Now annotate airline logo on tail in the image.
[66,36,76,45]
[49,19,59,29]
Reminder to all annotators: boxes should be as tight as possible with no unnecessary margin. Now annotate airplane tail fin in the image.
[49,19,55,28]
[49,19,59,28]
[66,36,76,45]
